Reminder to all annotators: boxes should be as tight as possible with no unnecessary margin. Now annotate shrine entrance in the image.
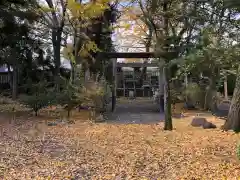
[116,62,159,98]
[97,52,165,116]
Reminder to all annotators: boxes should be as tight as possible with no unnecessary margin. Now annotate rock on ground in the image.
[191,117,207,127]
[191,117,217,129]
[202,121,217,129]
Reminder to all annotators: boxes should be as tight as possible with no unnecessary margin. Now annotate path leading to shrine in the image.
[106,98,165,124]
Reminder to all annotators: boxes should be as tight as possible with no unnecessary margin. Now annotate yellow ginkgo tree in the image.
[35,0,112,84]
[66,0,114,81]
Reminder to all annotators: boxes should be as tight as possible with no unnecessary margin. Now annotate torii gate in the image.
[97,52,165,112]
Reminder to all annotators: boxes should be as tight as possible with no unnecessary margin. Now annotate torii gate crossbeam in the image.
[97,52,157,59]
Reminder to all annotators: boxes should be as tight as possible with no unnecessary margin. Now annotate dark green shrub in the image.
[55,81,83,120]
[84,78,111,113]
[20,94,50,116]
[184,82,205,108]
[19,81,54,116]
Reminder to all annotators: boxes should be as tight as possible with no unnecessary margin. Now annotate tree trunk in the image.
[52,31,62,89]
[164,66,173,130]
[162,0,172,130]
[224,75,228,100]
[185,73,188,87]
[184,73,189,103]
[67,109,70,118]
[223,66,240,131]
[12,63,18,100]
[70,62,75,83]
[73,29,80,83]
[204,76,218,111]
[158,65,164,112]
[7,63,12,89]
[112,58,117,112]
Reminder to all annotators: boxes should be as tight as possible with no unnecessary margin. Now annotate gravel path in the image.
[106,98,165,124]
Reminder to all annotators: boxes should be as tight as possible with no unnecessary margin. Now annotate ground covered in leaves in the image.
[0,105,240,179]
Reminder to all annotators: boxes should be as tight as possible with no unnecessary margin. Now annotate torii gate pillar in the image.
[111,58,117,112]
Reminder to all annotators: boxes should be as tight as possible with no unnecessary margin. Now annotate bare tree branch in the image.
[45,0,59,27]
